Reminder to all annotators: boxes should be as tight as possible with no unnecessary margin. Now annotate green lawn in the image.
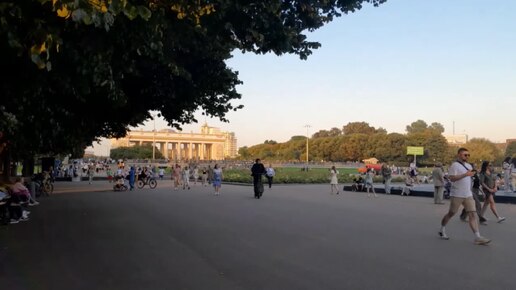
[223,167,362,184]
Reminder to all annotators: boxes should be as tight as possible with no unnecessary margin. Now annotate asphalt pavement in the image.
[2,181,516,290]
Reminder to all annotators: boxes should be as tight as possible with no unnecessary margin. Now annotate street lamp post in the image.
[304,124,311,170]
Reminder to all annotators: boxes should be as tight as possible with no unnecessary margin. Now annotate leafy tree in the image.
[328,127,342,137]
[342,122,377,135]
[312,130,331,138]
[312,127,341,139]
[405,120,428,134]
[406,120,445,135]
[110,145,164,160]
[376,127,388,134]
[505,142,516,158]
[422,133,448,165]
[0,0,387,178]
[429,122,445,134]
[238,146,250,160]
[290,136,307,142]
[338,134,369,161]
[0,0,385,179]
[383,133,409,163]
[464,138,503,166]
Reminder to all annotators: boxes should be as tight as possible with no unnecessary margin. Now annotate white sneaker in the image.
[439,232,449,240]
[474,236,491,245]
[497,217,506,223]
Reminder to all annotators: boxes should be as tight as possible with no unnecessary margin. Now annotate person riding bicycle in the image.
[138,167,148,181]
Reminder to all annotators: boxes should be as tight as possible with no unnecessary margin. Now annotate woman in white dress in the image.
[330,166,339,194]
[365,168,377,198]
[192,166,199,186]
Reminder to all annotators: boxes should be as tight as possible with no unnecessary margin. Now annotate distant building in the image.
[111,123,237,160]
[444,134,468,145]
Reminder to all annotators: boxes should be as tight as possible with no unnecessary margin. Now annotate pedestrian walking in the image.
[432,163,445,204]
[502,157,514,192]
[401,172,413,196]
[381,164,392,194]
[265,164,275,189]
[365,168,377,197]
[212,164,223,195]
[106,168,113,183]
[479,161,506,223]
[192,166,199,186]
[87,163,95,184]
[438,148,490,245]
[208,165,214,185]
[182,166,191,190]
[158,168,164,180]
[172,164,181,190]
[329,166,339,194]
[128,166,135,191]
[460,167,487,225]
[251,159,266,199]
[201,167,208,187]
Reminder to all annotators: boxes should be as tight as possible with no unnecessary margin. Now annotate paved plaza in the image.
[2,181,516,290]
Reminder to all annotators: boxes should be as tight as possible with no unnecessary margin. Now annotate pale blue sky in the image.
[90,0,515,154]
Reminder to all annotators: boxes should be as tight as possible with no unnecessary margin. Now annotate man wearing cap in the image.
[432,162,445,204]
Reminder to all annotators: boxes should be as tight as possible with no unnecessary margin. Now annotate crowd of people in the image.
[3,152,514,244]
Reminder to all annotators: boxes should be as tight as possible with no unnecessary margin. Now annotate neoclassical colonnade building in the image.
[111,123,237,160]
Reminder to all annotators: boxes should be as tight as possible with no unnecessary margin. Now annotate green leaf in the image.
[123,5,138,20]
[137,6,151,20]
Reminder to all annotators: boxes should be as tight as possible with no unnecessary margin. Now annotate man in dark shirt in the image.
[251,159,266,199]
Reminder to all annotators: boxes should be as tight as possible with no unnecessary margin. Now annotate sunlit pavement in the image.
[2,182,516,290]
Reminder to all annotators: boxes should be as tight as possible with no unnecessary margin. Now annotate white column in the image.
[189,143,193,160]
[163,142,168,159]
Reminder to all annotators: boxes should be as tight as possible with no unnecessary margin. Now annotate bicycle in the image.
[113,176,128,191]
[41,179,54,195]
[31,174,54,197]
[137,176,157,189]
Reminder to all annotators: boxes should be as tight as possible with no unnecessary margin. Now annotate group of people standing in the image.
[171,164,223,194]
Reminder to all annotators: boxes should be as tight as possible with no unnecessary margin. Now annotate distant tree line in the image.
[238,120,508,166]
[110,145,164,160]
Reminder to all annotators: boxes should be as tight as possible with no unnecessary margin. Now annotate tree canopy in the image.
[110,145,164,160]
[505,142,516,158]
[241,120,451,165]
[0,0,387,162]
[405,120,445,135]
[342,122,378,135]
[464,138,503,166]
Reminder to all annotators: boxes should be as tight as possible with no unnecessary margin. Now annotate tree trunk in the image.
[0,149,11,182]
[22,156,35,177]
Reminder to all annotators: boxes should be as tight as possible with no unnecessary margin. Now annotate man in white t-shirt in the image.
[438,148,490,245]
